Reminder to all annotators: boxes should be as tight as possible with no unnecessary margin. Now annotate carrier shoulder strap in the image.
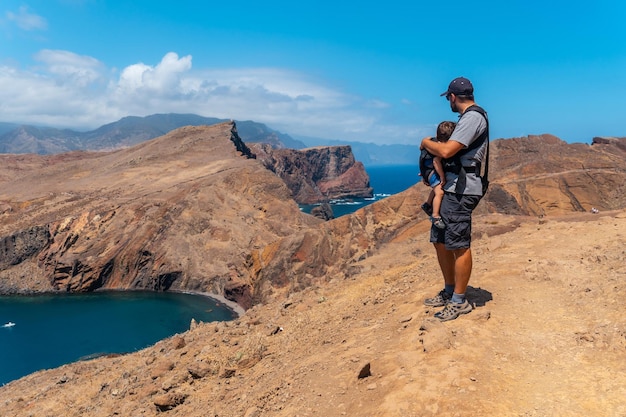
[462,105,489,152]
[464,105,489,187]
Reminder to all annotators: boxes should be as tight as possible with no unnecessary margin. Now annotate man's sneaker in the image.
[423,289,452,307]
[434,299,473,321]
[421,203,433,216]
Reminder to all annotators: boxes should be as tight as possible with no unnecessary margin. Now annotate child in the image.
[419,121,456,229]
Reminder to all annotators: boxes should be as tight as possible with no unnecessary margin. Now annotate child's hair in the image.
[436,121,456,142]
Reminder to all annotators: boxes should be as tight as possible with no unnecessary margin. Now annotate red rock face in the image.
[248,143,373,204]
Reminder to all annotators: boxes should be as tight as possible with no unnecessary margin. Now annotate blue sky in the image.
[1,0,625,145]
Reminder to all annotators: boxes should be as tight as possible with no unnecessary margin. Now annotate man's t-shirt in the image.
[443,110,488,196]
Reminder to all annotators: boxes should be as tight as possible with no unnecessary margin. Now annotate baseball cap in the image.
[440,77,474,97]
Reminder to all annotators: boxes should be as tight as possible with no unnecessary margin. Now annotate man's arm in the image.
[420,137,465,159]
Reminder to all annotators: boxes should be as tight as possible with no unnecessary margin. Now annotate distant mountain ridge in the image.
[0,114,420,165]
[0,114,307,155]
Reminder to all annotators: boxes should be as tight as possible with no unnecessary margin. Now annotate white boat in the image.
[2,322,15,328]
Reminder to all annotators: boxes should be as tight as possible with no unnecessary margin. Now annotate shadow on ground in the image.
[466,286,492,307]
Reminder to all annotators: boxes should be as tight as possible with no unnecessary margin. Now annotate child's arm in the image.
[433,156,446,186]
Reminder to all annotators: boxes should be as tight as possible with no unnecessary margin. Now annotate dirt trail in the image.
[498,168,617,184]
[295,211,626,417]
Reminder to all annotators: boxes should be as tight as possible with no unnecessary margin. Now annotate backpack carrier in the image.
[418,139,437,183]
[443,105,490,194]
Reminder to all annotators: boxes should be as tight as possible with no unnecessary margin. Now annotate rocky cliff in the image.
[249,143,373,204]
[480,134,626,216]
[0,122,319,307]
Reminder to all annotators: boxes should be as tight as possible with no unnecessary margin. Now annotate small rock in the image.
[153,392,187,411]
[399,315,413,323]
[188,362,215,379]
[269,326,283,336]
[171,336,186,350]
[357,363,371,379]
[150,361,175,380]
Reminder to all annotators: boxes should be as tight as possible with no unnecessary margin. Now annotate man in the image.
[420,76,489,321]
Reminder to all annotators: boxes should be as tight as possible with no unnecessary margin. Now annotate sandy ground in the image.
[1,210,625,416]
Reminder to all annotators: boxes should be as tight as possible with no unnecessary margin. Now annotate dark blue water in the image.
[301,164,420,217]
[0,291,237,385]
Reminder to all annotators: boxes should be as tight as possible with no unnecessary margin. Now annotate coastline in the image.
[0,288,246,318]
[174,290,246,318]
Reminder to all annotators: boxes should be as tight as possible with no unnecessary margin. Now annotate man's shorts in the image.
[430,192,482,250]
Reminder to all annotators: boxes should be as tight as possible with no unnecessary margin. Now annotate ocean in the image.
[0,165,418,386]
[0,292,237,386]
[300,164,420,217]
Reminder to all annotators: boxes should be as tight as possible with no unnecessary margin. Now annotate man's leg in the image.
[434,242,455,287]
[434,246,473,321]
[431,193,480,320]
[452,247,472,294]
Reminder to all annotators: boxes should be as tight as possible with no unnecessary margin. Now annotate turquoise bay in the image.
[0,292,237,386]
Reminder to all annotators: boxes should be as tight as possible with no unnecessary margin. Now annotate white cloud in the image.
[0,50,427,144]
[6,6,47,31]
[117,52,192,94]
[34,49,105,87]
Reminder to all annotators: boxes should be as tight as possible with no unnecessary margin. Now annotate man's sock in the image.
[444,284,455,295]
[451,293,465,304]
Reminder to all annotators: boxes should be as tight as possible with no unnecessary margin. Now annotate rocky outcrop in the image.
[310,202,334,220]
[248,185,423,302]
[249,143,373,204]
[478,134,626,216]
[0,122,320,307]
[592,136,626,152]
[0,226,50,269]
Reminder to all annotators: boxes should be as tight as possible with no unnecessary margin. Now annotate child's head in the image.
[436,121,456,142]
